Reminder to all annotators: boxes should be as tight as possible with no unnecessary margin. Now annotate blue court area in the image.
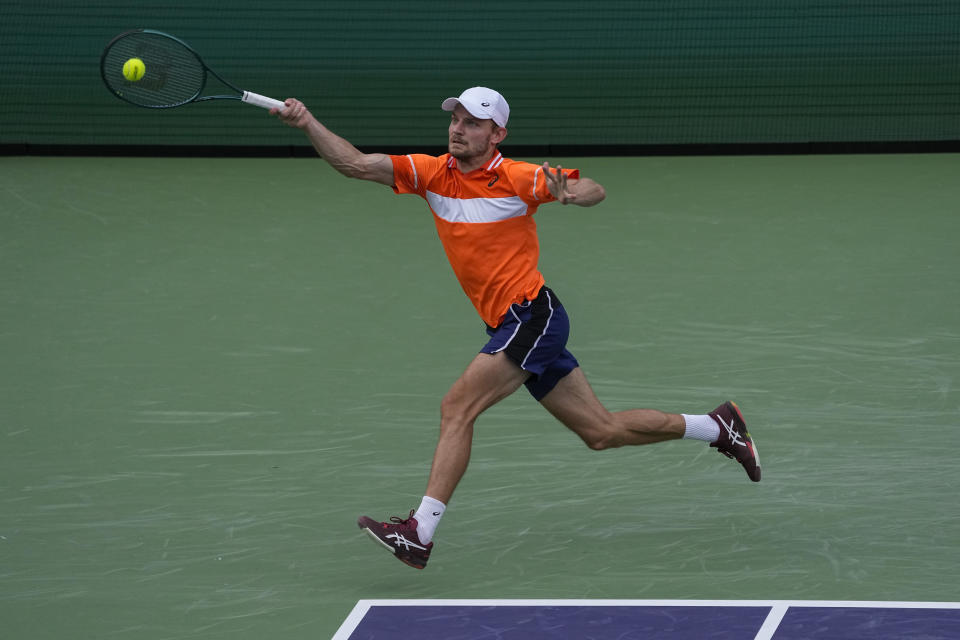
[334,600,960,640]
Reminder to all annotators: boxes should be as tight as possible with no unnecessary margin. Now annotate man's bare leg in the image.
[425,351,530,503]
[539,367,684,449]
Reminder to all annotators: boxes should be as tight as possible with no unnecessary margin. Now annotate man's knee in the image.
[440,392,462,423]
[439,390,478,435]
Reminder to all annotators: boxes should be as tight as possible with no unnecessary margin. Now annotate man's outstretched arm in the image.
[273,98,394,186]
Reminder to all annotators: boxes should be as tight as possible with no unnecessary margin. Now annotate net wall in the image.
[2,1,958,149]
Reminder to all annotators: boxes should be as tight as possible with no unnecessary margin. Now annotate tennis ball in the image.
[122,57,146,82]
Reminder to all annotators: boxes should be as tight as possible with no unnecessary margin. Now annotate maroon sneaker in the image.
[709,401,761,482]
[357,510,433,569]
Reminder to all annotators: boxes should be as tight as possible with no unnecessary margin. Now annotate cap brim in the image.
[442,97,489,121]
[441,97,463,112]
[441,96,506,126]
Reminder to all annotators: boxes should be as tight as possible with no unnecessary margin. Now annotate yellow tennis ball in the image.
[122,58,146,82]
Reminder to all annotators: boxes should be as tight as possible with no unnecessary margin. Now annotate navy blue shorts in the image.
[480,286,580,401]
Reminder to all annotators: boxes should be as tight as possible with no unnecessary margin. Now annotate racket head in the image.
[100,29,210,108]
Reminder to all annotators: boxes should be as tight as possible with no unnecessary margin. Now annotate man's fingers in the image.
[284,100,301,121]
[543,163,564,185]
[542,162,556,184]
[542,162,575,203]
[555,165,569,190]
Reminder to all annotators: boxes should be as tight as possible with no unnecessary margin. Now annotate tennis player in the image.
[273,87,760,570]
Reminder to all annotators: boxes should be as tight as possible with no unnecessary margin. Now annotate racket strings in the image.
[102,32,206,108]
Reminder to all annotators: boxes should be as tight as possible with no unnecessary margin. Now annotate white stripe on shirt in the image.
[426,191,528,224]
[406,155,419,190]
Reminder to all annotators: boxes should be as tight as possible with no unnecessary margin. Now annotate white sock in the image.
[413,496,446,544]
[682,414,720,443]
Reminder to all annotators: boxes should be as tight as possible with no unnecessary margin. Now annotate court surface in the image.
[334,599,960,639]
[2,153,958,639]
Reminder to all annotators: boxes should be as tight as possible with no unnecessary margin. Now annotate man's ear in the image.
[492,126,508,145]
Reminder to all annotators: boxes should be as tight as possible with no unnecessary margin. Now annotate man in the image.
[273,87,760,570]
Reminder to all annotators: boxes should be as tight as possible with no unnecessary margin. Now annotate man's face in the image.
[448,104,504,161]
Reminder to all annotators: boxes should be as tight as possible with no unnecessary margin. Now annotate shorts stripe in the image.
[520,289,554,370]
[494,319,522,355]
[490,302,525,355]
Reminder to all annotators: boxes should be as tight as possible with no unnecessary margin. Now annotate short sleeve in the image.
[390,154,442,196]
[504,161,580,205]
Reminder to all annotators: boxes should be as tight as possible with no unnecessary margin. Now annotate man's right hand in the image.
[272,98,314,130]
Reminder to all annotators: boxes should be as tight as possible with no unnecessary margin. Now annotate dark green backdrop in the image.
[3,0,959,148]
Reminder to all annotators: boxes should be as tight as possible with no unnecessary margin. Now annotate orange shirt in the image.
[391,152,579,327]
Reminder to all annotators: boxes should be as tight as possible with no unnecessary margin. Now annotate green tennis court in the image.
[2,153,958,638]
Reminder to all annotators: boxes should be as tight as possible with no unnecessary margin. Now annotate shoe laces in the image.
[387,510,416,527]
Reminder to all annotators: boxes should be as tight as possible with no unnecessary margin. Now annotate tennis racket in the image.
[100,29,285,111]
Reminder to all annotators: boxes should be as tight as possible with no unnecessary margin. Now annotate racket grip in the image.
[242,91,286,111]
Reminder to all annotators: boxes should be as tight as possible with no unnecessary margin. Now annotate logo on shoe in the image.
[386,532,427,551]
[717,415,746,447]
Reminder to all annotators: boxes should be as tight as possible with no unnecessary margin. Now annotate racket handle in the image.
[242,91,286,111]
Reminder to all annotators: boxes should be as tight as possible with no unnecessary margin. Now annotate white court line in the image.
[331,599,960,639]
[754,604,789,640]
[330,601,371,640]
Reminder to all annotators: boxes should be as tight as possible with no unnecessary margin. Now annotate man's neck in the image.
[454,148,499,174]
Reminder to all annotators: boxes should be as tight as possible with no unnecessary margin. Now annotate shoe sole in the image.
[361,526,396,552]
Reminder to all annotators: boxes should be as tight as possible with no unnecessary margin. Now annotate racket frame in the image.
[100,29,284,110]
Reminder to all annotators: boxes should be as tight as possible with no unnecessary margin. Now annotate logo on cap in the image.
[481,102,490,107]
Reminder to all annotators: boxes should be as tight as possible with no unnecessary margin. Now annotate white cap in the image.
[441,87,510,127]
